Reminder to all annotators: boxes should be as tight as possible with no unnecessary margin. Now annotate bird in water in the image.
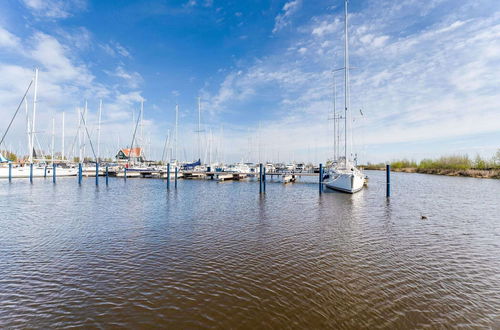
[421,215,428,220]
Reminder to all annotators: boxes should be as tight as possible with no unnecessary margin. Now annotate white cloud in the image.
[100,41,131,58]
[0,27,155,160]
[202,1,500,162]
[273,0,301,34]
[21,0,86,19]
[0,27,21,49]
[311,19,339,37]
[105,66,143,89]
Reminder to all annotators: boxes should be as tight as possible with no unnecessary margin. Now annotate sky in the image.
[0,0,499,164]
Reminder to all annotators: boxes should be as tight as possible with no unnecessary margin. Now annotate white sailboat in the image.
[325,0,366,194]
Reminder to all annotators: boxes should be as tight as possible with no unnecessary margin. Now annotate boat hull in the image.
[0,166,77,178]
[325,171,365,194]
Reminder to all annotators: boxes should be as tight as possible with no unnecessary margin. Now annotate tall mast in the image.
[140,100,144,154]
[175,104,179,162]
[344,0,349,167]
[97,99,102,163]
[208,128,212,165]
[77,107,82,163]
[62,112,65,160]
[83,100,87,161]
[25,98,30,162]
[51,117,55,165]
[31,68,38,163]
[333,72,337,161]
[197,96,201,162]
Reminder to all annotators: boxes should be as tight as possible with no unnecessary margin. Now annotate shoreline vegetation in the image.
[361,151,500,179]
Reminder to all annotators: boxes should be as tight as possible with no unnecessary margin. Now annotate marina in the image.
[1,0,499,328]
[1,171,499,328]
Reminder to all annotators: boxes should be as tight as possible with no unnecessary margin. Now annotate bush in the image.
[391,159,417,169]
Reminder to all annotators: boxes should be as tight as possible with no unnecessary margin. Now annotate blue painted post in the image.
[30,163,33,183]
[124,168,127,181]
[8,163,12,182]
[319,163,323,194]
[105,165,109,185]
[259,163,263,194]
[263,166,266,193]
[386,164,391,197]
[174,166,178,189]
[78,163,82,185]
[95,163,99,186]
[52,163,56,183]
[167,163,170,189]
[44,165,47,178]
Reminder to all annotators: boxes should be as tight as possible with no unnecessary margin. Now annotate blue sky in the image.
[0,0,499,163]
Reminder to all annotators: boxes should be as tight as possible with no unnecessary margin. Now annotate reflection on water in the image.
[0,171,499,328]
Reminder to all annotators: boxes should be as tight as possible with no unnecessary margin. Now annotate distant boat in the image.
[324,0,366,194]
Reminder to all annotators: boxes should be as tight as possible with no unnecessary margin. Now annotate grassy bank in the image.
[361,151,500,179]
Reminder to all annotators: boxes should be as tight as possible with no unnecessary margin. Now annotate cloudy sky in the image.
[0,0,499,163]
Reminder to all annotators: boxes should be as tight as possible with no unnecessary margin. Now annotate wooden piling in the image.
[174,167,178,188]
[105,165,109,185]
[30,163,33,183]
[8,163,12,182]
[53,163,56,183]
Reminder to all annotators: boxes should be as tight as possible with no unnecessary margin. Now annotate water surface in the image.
[0,171,499,328]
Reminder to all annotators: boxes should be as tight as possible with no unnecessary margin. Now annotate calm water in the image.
[0,171,499,328]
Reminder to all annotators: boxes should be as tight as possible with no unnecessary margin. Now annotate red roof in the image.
[121,148,142,157]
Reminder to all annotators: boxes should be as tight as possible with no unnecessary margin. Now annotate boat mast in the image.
[175,104,179,163]
[25,98,30,162]
[97,99,102,163]
[31,68,38,163]
[197,96,201,162]
[62,112,65,160]
[333,71,337,162]
[51,117,55,165]
[77,107,82,163]
[343,0,349,167]
[140,100,144,158]
[83,100,87,161]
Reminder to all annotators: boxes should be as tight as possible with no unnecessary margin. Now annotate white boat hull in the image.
[325,171,365,194]
[0,166,77,178]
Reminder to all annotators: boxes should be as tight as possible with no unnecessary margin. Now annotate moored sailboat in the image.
[324,0,366,194]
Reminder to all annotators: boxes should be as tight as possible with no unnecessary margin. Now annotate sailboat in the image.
[324,0,366,194]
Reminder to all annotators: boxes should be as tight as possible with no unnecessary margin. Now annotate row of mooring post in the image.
[16,161,391,197]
